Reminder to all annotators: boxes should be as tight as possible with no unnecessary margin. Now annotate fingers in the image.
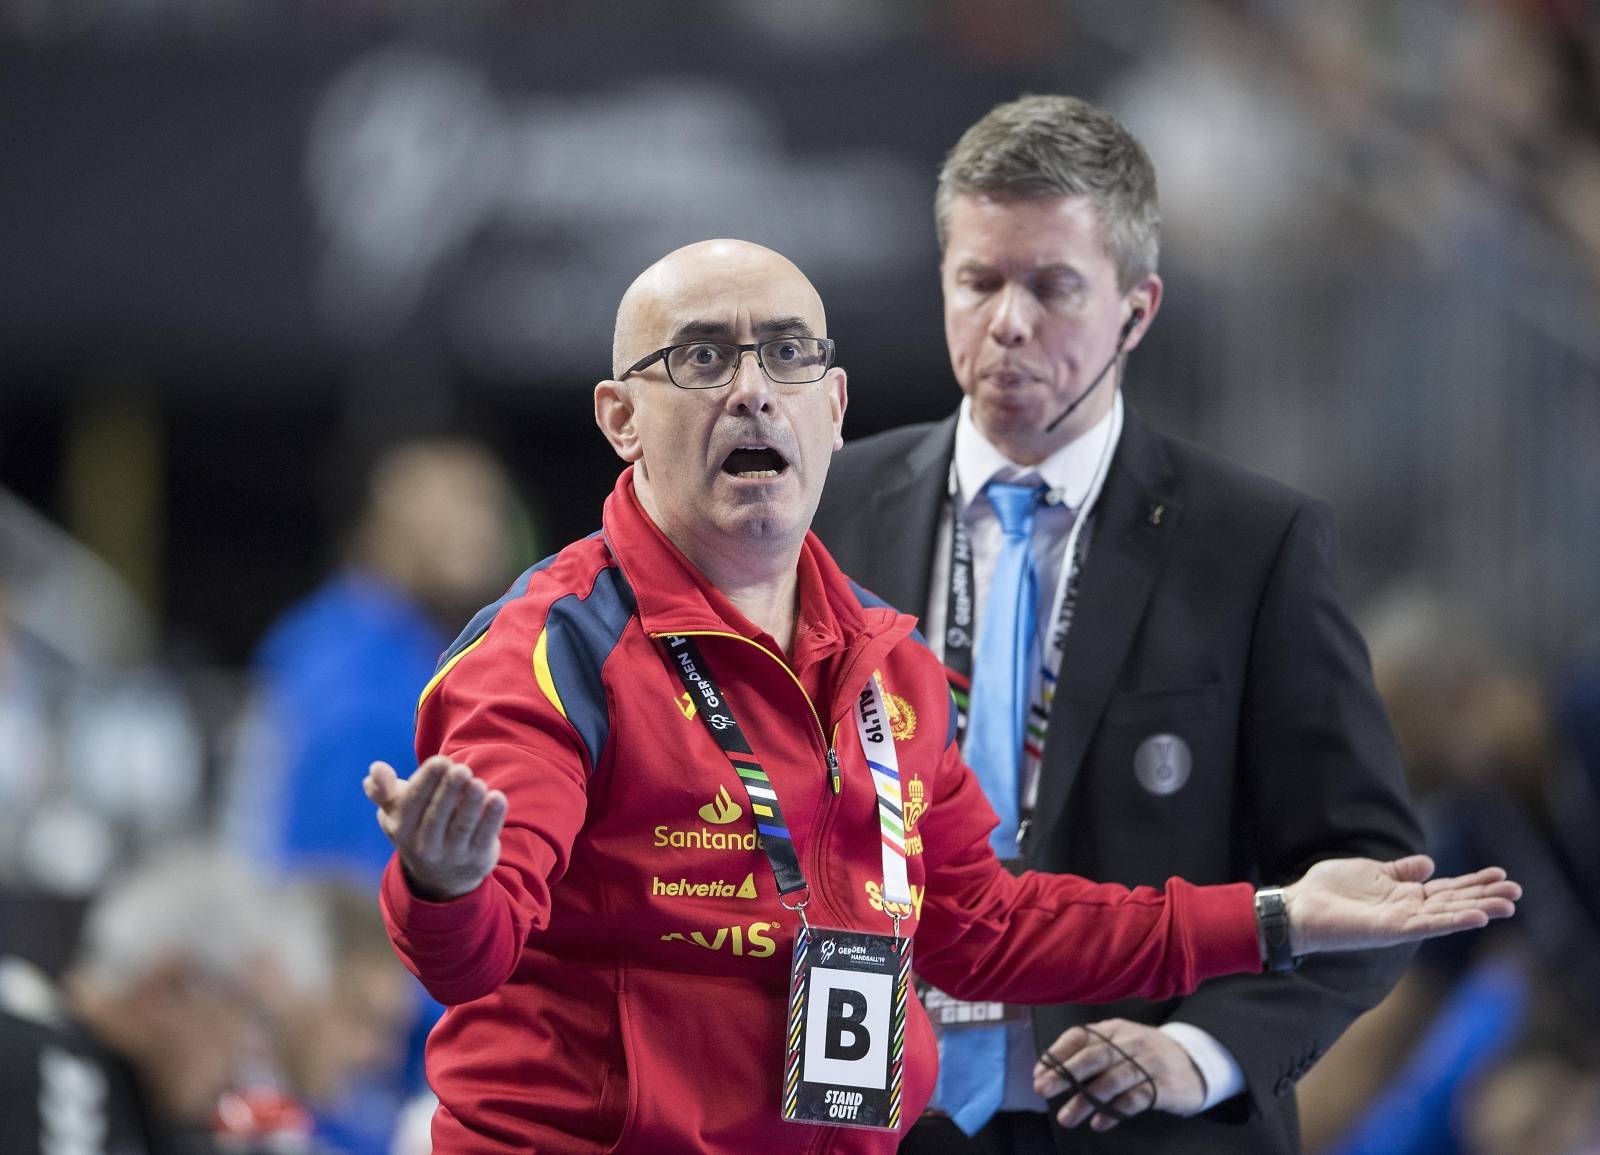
[1087,1083,1157,1131]
[1033,1022,1161,1129]
[1416,871,1521,928]
[469,791,509,854]
[1383,854,1436,884]
[1418,894,1519,919]
[1406,886,1521,939]
[1413,900,1517,931]
[1422,886,1522,911]
[1034,1026,1095,1097]
[445,776,491,844]
[416,760,475,859]
[1422,866,1513,896]
[1055,1060,1155,1130]
[363,761,400,807]
[391,756,452,848]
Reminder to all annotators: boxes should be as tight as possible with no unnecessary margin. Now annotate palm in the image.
[363,756,508,901]
[1286,855,1520,955]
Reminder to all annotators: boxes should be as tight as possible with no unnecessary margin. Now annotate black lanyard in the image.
[660,634,808,896]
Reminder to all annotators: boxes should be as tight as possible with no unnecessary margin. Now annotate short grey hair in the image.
[72,844,331,999]
[935,94,1161,290]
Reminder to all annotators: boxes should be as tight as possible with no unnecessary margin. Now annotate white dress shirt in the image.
[923,392,1245,1114]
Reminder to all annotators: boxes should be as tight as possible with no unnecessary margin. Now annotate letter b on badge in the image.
[804,968,890,1089]
[825,989,871,1061]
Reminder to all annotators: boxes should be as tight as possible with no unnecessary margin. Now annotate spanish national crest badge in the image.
[883,692,917,742]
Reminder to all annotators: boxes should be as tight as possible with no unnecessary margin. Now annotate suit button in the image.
[1275,1075,1294,1097]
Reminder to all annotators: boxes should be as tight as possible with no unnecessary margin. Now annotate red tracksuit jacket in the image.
[381,468,1261,1153]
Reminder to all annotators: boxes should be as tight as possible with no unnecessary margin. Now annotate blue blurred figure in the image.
[227,435,523,1155]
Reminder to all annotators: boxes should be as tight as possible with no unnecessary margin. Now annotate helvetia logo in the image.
[698,785,743,824]
[652,872,759,900]
[660,921,779,958]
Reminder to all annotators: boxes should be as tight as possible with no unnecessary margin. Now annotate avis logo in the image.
[698,785,743,824]
[660,921,778,958]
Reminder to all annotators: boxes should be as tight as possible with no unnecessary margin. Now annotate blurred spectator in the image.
[222,434,520,1155]
[1462,1015,1600,1155]
[0,844,329,1154]
[226,435,519,883]
[0,494,205,902]
[1300,589,1600,1154]
[280,882,416,1155]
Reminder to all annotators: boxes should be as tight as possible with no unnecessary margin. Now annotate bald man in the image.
[363,240,1518,1155]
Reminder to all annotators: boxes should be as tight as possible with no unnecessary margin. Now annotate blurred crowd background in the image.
[1,1,1597,1152]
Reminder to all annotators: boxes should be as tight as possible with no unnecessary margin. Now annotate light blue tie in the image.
[937,479,1045,1137]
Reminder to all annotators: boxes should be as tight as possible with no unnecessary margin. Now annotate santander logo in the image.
[698,785,743,825]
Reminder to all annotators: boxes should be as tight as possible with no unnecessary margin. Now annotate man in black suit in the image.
[812,95,1422,1155]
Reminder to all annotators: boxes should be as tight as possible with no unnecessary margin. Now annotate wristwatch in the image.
[1255,887,1299,973]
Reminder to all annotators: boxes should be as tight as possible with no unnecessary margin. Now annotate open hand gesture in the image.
[1284,854,1520,955]
[363,755,508,901]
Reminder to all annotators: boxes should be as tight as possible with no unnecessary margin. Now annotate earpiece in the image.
[1119,307,1146,343]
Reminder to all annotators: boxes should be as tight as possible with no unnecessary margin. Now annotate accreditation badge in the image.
[782,926,911,1131]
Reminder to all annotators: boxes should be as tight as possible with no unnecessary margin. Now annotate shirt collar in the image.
[600,465,919,718]
[602,466,857,660]
[953,391,1124,513]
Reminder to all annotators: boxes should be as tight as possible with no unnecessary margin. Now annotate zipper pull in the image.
[827,747,841,794]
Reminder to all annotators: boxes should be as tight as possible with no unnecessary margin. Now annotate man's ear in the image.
[1121,274,1164,353]
[829,367,848,452]
[595,379,643,463]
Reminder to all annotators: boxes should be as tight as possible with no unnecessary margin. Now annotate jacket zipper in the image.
[651,629,842,922]
[651,629,833,758]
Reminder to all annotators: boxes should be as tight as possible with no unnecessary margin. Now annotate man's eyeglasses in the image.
[618,337,836,391]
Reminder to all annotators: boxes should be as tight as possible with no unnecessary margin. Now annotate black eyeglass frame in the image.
[618,337,837,390]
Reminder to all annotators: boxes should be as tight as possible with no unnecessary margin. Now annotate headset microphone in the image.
[1043,308,1145,434]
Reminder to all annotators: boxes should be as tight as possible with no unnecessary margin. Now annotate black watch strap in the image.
[1255,887,1299,973]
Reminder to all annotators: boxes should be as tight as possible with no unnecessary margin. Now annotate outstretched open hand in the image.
[1284,855,1521,956]
[363,755,508,901]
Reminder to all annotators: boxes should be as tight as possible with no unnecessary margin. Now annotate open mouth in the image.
[721,445,789,480]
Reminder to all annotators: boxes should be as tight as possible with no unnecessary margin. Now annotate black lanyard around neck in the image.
[660,634,807,895]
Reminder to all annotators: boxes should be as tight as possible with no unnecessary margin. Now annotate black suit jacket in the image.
[812,408,1422,1154]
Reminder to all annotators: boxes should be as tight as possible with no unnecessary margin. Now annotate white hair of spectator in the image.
[72,843,331,998]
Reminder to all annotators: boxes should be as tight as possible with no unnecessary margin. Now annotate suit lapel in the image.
[1029,410,1183,854]
[849,417,954,616]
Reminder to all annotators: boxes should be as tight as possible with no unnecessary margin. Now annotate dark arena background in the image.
[2,3,1598,1153]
